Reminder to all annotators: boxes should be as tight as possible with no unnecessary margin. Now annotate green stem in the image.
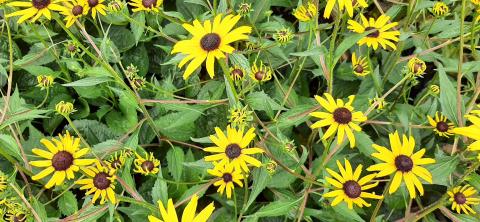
[370,179,392,222]
[36,88,49,109]
[219,59,239,104]
[118,196,158,213]
[328,14,343,94]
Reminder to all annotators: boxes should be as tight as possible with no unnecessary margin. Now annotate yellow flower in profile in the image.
[447,185,480,215]
[128,0,162,12]
[36,75,54,89]
[309,93,367,148]
[85,0,106,19]
[367,131,435,198]
[429,84,440,95]
[324,159,382,209]
[427,112,454,137]
[452,115,480,152]
[133,152,160,176]
[172,14,252,79]
[55,101,76,116]
[60,0,88,28]
[369,97,387,111]
[347,14,400,50]
[229,65,245,82]
[105,151,126,171]
[324,0,367,18]
[148,194,215,222]
[351,52,369,77]
[207,163,244,199]
[5,0,66,23]
[204,126,263,172]
[432,2,449,17]
[407,57,427,76]
[76,161,117,205]
[292,2,317,22]
[29,131,95,189]
[249,62,272,83]
[0,173,6,192]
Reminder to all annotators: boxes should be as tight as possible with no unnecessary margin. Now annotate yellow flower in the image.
[5,0,66,23]
[324,0,367,18]
[292,2,317,22]
[229,65,245,82]
[172,14,251,79]
[324,159,382,209]
[309,93,367,148]
[369,97,387,111]
[0,173,6,193]
[236,2,252,17]
[130,76,146,90]
[133,152,160,176]
[55,101,76,116]
[447,185,480,214]
[107,0,124,12]
[148,194,215,222]
[204,126,263,172]
[452,115,480,152]
[105,151,126,171]
[407,57,426,76]
[432,2,449,17]
[228,106,253,128]
[128,0,162,12]
[36,75,54,89]
[249,61,272,83]
[273,28,294,45]
[347,14,400,50]
[265,160,277,174]
[76,161,117,205]
[207,163,244,199]
[429,84,440,95]
[367,131,435,198]
[427,112,454,137]
[85,0,106,19]
[4,208,27,222]
[351,52,369,77]
[29,131,95,189]
[60,0,88,28]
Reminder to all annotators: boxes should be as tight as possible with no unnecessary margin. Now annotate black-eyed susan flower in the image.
[369,97,387,111]
[347,14,400,50]
[265,160,277,174]
[29,131,95,189]
[64,40,81,57]
[324,0,367,18]
[407,57,427,76]
[324,159,382,209]
[5,0,66,23]
[237,2,252,17]
[55,101,76,116]
[76,161,117,205]
[107,0,124,12]
[229,65,245,82]
[204,126,263,172]
[448,185,480,214]
[228,106,253,128]
[172,14,252,80]
[0,173,6,193]
[432,2,449,17]
[105,151,126,171]
[351,52,370,77]
[4,208,27,222]
[85,0,106,19]
[130,76,146,90]
[273,28,294,45]
[430,84,440,95]
[133,152,160,176]
[128,0,162,12]
[452,115,480,152]
[36,75,54,90]
[292,2,317,22]
[309,93,367,148]
[148,194,215,222]
[60,0,88,28]
[249,62,272,83]
[427,112,454,137]
[207,163,244,199]
[367,131,435,198]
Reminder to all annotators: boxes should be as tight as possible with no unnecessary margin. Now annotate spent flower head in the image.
[228,106,253,128]
[237,2,252,17]
[407,57,427,76]
[273,28,294,45]
[36,75,54,90]
[55,101,76,116]
[108,0,125,12]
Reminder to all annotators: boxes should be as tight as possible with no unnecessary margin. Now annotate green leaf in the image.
[331,203,365,222]
[166,146,184,181]
[152,167,168,206]
[333,32,370,66]
[58,191,79,216]
[244,167,270,211]
[438,63,462,124]
[425,155,459,186]
[0,134,21,160]
[107,26,136,52]
[355,131,375,156]
[252,197,302,217]
[63,76,112,87]
[131,12,146,44]
[246,91,285,111]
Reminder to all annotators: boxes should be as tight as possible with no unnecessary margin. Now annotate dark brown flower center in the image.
[32,0,50,9]
[111,159,122,169]
[93,172,111,190]
[13,214,26,222]
[354,64,364,73]
[343,180,361,198]
[254,71,265,80]
[231,69,244,78]
[395,155,413,172]
[67,44,76,52]
[413,63,424,73]
[88,0,98,7]
[141,161,155,172]
[436,121,449,132]
[365,27,380,38]
[200,33,221,51]
[72,5,84,16]
[333,107,352,124]
[52,151,74,171]
[142,0,156,8]
[225,144,242,159]
[222,173,233,182]
[454,192,467,204]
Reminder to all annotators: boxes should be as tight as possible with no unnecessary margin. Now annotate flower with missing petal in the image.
[427,112,454,137]
[148,194,215,222]
[105,151,126,171]
[133,152,160,176]
[273,28,294,45]
[351,52,370,77]
[249,62,272,83]
[207,163,244,199]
